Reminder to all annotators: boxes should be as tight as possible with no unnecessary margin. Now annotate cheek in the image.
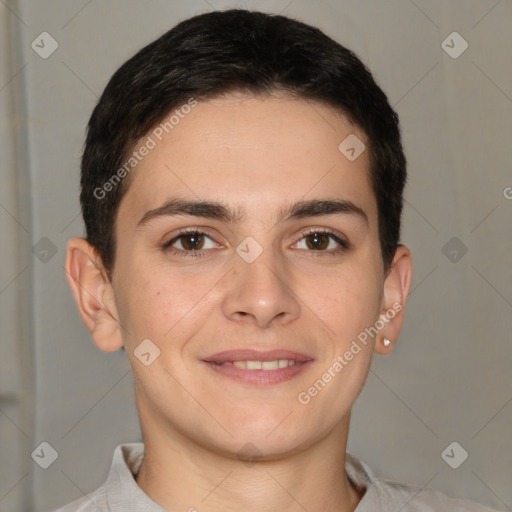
[303,261,382,336]
[115,264,217,346]
[112,265,166,343]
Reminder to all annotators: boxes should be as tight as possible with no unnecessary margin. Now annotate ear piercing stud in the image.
[383,338,391,347]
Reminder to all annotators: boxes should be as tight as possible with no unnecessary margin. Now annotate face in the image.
[107,93,395,459]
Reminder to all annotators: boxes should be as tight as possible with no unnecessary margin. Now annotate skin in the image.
[66,92,412,512]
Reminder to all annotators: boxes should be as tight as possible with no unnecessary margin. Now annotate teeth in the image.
[231,359,296,370]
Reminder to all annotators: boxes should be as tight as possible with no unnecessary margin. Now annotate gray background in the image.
[0,0,511,510]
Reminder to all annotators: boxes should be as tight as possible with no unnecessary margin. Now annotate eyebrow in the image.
[136,198,369,228]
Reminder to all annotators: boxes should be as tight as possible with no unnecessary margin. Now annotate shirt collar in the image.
[105,443,166,510]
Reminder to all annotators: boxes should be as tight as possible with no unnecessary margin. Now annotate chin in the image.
[204,421,315,462]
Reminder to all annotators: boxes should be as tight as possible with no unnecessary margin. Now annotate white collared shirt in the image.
[53,443,500,511]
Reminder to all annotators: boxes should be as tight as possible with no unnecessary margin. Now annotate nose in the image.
[222,248,301,328]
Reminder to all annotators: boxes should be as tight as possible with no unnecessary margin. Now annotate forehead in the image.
[118,93,376,226]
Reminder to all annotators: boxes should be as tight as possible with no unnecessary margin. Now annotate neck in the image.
[134,405,362,512]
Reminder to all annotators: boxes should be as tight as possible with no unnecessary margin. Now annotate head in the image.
[81,9,406,281]
[66,10,411,460]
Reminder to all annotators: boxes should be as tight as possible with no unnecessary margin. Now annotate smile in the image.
[212,359,299,370]
[203,349,313,385]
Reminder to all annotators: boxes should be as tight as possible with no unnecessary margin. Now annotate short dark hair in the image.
[80,9,406,280]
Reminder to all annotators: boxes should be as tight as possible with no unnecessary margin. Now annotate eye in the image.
[293,229,349,252]
[162,228,349,258]
[163,230,219,256]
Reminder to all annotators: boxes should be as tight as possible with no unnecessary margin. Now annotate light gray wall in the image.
[0,1,510,511]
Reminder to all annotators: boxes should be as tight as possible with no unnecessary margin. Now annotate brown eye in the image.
[293,230,349,252]
[179,233,205,250]
[305,232,330,250]
[164,231,218,254]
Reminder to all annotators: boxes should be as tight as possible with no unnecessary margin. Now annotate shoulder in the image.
[50,487,108,512]
[377,479,500,511]
[346,454,500,512]
[50,442,145,512]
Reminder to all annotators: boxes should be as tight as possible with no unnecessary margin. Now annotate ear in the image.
[374,244,412,355]
[64,237,124,352]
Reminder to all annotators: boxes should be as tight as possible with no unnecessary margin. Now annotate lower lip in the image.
[203,360,313,386]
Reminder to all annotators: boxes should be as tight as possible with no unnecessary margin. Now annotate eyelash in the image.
[162,228,350,258]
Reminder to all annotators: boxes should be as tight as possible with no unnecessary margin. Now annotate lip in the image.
[204,349,313,363]
[202,349,314,386]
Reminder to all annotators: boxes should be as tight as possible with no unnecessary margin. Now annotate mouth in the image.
[202,349,314,386]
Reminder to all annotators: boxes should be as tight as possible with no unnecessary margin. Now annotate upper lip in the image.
[203,349,314,363]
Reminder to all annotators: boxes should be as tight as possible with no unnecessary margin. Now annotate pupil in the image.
[307,233,328,250]
[184,233,203,250]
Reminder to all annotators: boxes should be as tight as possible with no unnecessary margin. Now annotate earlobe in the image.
[64,237,124,352]
[374,244,412,355]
